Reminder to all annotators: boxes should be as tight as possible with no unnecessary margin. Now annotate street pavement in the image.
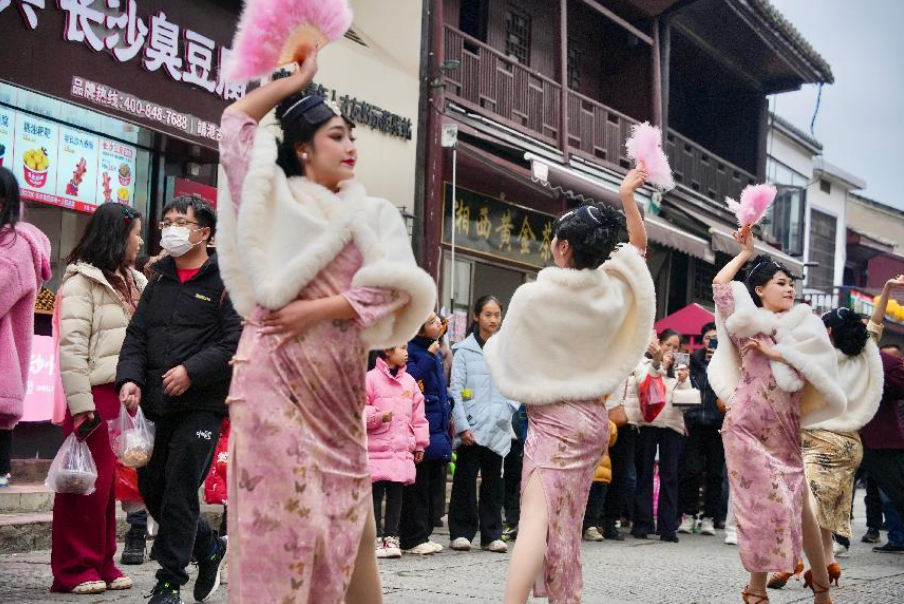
[2,495,902,603]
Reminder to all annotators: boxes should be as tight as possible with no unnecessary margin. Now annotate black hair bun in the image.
[830,313,869,356]
[553,204,626,270]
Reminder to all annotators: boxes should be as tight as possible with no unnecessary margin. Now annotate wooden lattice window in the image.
[808,209,837,290]
[505,8,531,65]
[567,38,580,91]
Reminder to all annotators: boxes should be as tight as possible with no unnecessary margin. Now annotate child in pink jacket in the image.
[366,344,429,559]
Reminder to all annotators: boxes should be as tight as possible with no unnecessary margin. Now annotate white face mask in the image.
[160,226,202,257]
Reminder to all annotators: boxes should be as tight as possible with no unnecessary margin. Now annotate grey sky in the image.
[769,0,904,209]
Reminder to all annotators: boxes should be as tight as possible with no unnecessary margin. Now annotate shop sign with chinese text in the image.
[443,183,556,269]
[0,0,242,147]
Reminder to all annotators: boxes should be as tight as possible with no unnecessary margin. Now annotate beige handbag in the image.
[670,386,702,408]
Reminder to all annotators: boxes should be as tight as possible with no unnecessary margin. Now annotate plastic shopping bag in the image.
[114,458,143,504]
[45,433,98,495]
[108,404,155,468]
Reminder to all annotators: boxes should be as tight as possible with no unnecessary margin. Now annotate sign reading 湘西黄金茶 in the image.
[442,183,556,269]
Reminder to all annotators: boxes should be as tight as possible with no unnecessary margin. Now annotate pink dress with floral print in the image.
[220,111,410,604]
[522,399,608,604]
[714,282,804,573]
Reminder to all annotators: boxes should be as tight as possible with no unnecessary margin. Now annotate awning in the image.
[527,156,716,263]
[676,206,805,274]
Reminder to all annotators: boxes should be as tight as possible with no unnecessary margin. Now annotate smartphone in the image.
[708,337,719,350]
[75,414,101,441]
[674,352,690,368]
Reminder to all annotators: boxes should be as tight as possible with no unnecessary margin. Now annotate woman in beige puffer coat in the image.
[51,202,145,595]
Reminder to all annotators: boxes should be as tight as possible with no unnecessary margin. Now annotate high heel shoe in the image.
[766,558,804,589]
[742,586,769,603]
[826,562,841,586]
[803,570,834,604]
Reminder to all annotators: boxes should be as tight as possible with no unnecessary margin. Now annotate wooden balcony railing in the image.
[665,130,756,202]
[442,25,758,205]
[443,26,561,145]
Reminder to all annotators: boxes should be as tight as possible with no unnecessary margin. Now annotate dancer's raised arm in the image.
[618,163,649,252]
[713,227,755,285]
[225,53,319,121]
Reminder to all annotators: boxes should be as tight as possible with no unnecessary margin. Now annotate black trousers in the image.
[399,460,445,548]
[583,482,609,531]
[503,438,524,527]
[602,425,637,531]
[0,429,12,475]
[431,463,448,524]
[678,422,725,520]
[863,472,884,531]
[633,426,683,538]
[372,481,404,538]
[138,411,221,586]
[448,444,504,544]
[861,446,904,520]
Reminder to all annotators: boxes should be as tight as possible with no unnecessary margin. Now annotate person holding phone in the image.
[678,322,727,536]
[52,203,146,595]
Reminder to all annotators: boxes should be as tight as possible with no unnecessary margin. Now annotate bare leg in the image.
[801,490,831,603]
[747,571,768,598]
[346,505,383,604]
[820,527,835,566]
[503,473,547,604]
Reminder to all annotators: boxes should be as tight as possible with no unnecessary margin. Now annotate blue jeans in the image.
[880,490,904,547]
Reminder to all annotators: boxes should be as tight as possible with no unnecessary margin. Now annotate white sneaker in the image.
[724,531,738,545]
[678,515,696,534]
[375,538,388,558]
[833,540,850,558]
[700,517,716,536]
[403,542,438,555]
[450,537,472,551]
[383,536,402,559]
[0,473,10,488]
[427,540,444,553]
[482,539,508,553]
[583,527,604,542]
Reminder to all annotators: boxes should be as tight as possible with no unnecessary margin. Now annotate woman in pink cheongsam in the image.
[216,54,436,604]
[484,166,657,604]
[708,227,845,604]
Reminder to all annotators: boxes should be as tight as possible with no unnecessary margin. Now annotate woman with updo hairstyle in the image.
[484,166,657,603]
[709,230,848,604]
[767,275,904,592]
[218,53,436,603]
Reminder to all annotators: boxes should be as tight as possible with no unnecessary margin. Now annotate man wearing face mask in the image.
[116,195,242,604]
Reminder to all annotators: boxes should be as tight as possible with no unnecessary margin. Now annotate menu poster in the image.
[96,140,136,206]
[57,127,99,211]
[14,114,59,203]
[0,106,13,170]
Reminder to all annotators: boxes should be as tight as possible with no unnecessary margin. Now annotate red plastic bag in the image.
[114,459,143,503]
[204,419,230,505]
[638,374,667,423]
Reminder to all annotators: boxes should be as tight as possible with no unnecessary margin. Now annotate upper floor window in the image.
[505,8,531,65]
[567,38,580,91]
[820,179,832,194]
[808,208,837,291]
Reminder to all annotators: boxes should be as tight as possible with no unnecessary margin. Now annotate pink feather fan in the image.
[227,0,354,82]
[725,184,777,228]
[624,122,675,192]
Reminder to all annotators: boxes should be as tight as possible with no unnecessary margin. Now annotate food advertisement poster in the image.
[14,114,58,203]
[96,140,136,206]
[0,105,138,212]
[57,127,99,211]
[0,106,13,170]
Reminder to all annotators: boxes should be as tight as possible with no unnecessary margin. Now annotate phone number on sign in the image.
[117,95,191,132]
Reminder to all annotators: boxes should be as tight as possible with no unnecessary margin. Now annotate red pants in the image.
[51,384,125,591]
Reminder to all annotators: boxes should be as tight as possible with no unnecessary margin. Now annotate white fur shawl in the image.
[484,244,655,405]
[807,339,884,433]
[708,281,846,427]
[217,126,436,349]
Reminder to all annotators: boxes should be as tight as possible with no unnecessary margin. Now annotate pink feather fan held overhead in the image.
[725,184,777,228]
[227,0,354,82]
[624,122,675,192]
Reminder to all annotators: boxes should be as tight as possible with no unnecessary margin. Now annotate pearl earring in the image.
[302,153,309,161]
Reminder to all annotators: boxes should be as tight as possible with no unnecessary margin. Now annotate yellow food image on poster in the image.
[117,187,130,202]
[23,148,49,172]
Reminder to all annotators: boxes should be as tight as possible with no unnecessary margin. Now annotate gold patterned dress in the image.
[802,429,862,538]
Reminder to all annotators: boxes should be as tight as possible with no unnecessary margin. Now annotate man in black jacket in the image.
[117,196,241,604]
[678,323,726,535]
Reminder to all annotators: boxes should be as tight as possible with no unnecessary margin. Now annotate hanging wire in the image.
[809,82,824,136]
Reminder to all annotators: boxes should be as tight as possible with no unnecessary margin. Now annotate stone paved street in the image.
[2,497,902,603]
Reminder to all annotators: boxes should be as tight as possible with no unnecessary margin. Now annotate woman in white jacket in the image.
[51,202,145,595]
[485,166,656,604]
[630,329,692,542]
